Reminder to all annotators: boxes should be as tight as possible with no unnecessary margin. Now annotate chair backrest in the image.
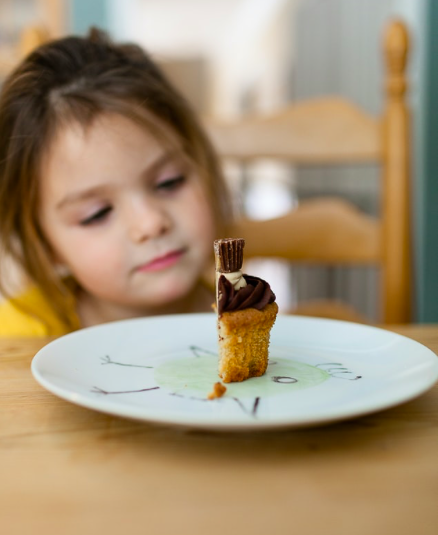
[204,20,411,324]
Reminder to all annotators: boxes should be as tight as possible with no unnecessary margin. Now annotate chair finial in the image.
[384,20,410,99]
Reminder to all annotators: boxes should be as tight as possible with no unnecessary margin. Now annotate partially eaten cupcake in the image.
[213,238,278,383]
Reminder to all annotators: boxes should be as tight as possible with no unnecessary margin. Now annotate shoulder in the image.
[0,296,49,337]
[0,286,75,337]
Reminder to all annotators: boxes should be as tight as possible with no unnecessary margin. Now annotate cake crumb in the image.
[207,382,227,400]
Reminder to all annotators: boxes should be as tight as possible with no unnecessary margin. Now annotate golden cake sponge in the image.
[217,302,278,383]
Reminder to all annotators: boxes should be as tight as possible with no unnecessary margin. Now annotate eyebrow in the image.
[55,150,180,210]
[56,185,107,210]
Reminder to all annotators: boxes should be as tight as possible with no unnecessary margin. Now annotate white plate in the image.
[31,313,438,431]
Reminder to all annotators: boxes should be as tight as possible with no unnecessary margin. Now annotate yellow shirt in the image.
[0,286,80,337]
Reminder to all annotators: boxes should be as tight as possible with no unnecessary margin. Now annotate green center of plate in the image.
[154,354,329,399]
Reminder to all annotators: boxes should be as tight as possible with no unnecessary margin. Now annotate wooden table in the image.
[1,324,438,535]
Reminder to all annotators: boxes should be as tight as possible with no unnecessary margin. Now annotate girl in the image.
[0,28,231,336]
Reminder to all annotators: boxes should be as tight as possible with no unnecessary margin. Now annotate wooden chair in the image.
[19,26,50,58]
[204,20,411,324]
[0,26,49,302]
[0,25,49,79]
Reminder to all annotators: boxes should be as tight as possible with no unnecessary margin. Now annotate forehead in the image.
[44,113,168,163]
[39,113,183,197]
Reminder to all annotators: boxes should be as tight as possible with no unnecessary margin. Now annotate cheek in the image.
[53,233,125,284]
[180,188,216,245]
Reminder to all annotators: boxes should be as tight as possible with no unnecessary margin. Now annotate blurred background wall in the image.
[0,0,436,322]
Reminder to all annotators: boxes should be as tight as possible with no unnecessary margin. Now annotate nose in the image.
[126,197,171,243]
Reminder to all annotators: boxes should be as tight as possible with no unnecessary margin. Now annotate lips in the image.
[136,249,186,273]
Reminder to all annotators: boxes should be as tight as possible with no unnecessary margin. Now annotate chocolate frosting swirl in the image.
[217,274,276,314]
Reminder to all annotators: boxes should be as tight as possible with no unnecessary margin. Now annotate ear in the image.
[42,237,68,269]
[45,243,72,277]
[54,262,72,278]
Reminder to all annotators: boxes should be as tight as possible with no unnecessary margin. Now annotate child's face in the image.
[39,113,215,314]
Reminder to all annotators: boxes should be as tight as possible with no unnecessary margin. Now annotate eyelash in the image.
[156,175,186,191]
[80,206,113,226]
[78,176,185,226]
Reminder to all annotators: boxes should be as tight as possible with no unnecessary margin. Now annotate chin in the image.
[151,276,198,305]
[156,287,192,305]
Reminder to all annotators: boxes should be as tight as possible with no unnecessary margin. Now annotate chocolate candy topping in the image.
[214,238,245,273]
[217,274,276,314]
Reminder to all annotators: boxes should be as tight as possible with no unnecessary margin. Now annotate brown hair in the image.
[0,28,230,330]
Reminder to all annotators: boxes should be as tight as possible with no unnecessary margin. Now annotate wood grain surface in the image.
[1,325,438,535]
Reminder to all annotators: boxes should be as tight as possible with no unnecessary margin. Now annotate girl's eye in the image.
[80,206,113,226]
[155,175,186,192]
